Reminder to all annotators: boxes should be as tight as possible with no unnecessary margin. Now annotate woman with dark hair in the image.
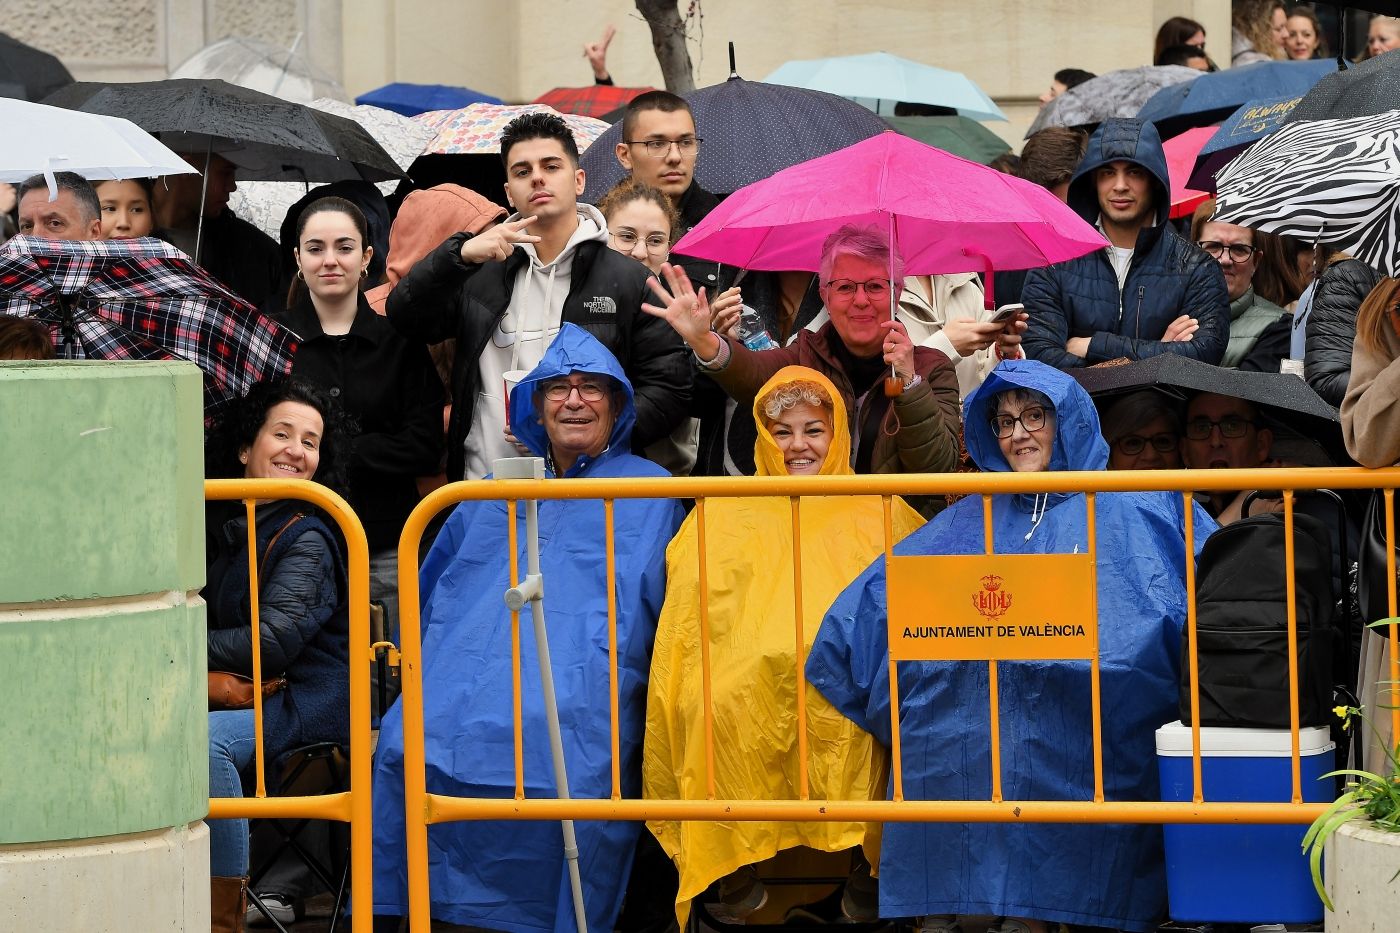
[1285,6,1328,59]
[0,316,56,360]
[203,376,351,930]
[92,177,155,239]
[1154,15,1208,64]
[278,195,443,687]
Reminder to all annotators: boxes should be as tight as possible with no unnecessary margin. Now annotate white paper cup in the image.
[503,370,529,426]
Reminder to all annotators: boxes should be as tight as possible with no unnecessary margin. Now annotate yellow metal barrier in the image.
[395,467,1400,929]
[205,478,373,933]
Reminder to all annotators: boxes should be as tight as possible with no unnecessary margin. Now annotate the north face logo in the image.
[585,296,617,315]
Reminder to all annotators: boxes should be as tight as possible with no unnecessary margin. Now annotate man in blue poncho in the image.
[370,324,685,932]
[806,359,1216,932]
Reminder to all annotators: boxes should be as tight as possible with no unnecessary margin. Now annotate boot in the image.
[211,875,248,933]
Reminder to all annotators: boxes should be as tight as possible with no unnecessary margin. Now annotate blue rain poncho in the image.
[806,360,1215,931]
[371,325,685,932]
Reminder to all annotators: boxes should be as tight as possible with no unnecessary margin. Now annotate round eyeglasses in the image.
[990,406,1052,438]
[1197,241,1257,263]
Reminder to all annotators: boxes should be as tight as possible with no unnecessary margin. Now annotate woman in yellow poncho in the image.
[643,365,925,924]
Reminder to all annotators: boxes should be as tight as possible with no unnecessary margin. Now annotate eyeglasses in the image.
[611,230,670,255]
[1114,432,1179,456]
[1197,241,1258,263]
[542,380,607,402]
[990,406,1053,438]
[623,136,702,156]
[1184,416,1259,440]
[825,279,890,299]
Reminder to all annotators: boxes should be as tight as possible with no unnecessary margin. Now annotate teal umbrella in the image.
[881,114,1010,164]
[764,51,1006,121]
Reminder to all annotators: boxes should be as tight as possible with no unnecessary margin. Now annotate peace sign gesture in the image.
[459,215,541,265]
[584,25,616,81]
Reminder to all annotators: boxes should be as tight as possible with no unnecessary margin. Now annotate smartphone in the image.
[989,302,1024,324]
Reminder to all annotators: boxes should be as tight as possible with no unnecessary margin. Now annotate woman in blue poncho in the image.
[806,359,1215,933]
[370,324,685,932]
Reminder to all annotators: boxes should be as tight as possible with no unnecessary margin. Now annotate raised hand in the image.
[459,216,541,265]
[641,262,721,358]
[584,25,616,81]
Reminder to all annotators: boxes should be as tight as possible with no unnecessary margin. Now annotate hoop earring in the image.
[360,268,368,279]
[295,269,304,281]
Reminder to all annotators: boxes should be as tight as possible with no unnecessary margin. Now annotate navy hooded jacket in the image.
[1021,119,1230,369]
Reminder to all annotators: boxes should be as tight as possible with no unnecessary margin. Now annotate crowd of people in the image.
[8,5,1400,933]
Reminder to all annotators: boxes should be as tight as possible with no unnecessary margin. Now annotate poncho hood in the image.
[752,365,853,477]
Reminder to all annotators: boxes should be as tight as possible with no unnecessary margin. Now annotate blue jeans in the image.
[208,709,257,876]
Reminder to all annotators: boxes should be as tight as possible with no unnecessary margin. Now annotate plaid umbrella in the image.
[1214,108,1400,276]
[0,236,295,416]
[533,85,654,118]
[414,103,609,156]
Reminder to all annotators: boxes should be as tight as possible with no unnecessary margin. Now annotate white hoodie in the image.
[465,204,610,481]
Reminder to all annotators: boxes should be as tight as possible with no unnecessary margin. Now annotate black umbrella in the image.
[42,79,402,184]
[1069,355,1347,465]
[580,74,887,201]
[0,32,73,102]
[1285,47,1400,123]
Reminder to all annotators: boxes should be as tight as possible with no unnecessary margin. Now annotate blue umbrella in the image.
[1185,94,1302,192]
[355,82,502,117]
[1136,59,1335,138]
[580,76,887,200]
[763,51,1006,122]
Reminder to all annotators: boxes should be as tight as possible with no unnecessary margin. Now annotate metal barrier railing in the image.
[394,467,1400,929]
[204,478,373,933]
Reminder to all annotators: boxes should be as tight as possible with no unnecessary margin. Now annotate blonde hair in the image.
[1233,0,1286,61]
[760,379,833,423]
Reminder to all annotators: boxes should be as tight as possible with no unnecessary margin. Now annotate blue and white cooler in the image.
[1155,720,1335,924]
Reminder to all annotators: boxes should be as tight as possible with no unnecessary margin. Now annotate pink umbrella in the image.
[671,130,1106,292]
[1163,126,1214,220]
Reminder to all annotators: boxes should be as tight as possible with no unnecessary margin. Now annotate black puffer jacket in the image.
[385,230,692,481]
[1305,258,1382,407]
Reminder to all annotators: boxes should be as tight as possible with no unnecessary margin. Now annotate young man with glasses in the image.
[1021,118,1229,369]
[385,112,690,481]
[1190,215,1288,368]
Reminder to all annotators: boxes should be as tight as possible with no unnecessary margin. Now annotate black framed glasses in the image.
[542,380,607,402]
[825,279,890,299]
[1114,432,1180,456]
[1184,416,1259,440]
[990,406,1052,438]
[623,136,702,156]
[1197,240,1257,263]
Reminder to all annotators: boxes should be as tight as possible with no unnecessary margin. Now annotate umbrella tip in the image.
[728,42,738,79]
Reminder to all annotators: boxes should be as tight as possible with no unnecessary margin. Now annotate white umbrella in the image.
[0,97,196,185]
[764,51,1006,121]
[170,34,346,105]
[228,98,435,238]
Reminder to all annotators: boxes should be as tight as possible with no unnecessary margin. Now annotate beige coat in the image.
[1341,320,1400,468]
[899,273,993,400]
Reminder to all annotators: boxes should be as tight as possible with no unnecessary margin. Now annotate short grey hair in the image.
[1100,390,1181,444]
[17,172,100,225]
[819,223,905,286]
[760,379,833,422]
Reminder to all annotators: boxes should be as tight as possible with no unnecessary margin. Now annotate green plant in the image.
[1301,690,1400,910]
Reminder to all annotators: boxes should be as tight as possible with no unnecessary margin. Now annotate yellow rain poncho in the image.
[643,366,925,922]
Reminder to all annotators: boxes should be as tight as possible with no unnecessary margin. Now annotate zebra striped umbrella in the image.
[1213,109,1400,276]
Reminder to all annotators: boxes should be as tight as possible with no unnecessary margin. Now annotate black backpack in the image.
[1180,509,1338,729]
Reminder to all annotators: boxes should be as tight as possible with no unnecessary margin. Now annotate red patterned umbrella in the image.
[0,235,295,416]
[533,84,654,119]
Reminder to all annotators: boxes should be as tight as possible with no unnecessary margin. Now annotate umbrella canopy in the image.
[1025,65,1200,138]
[1285,46,1400,123]
[1136,59,1335,138]
[881,114,1010,164]
[44,79,403,183]
[763,51,1006,122]
[356,82,502,117]
[1162,126,1214,219]
[533,84,655,119]
[1069,354,1345,465]
[1186,94,1301,192]
[1213,108,1400,276]
[0,31,73,102]
[170,36,347,105]
[670,131,1106,280]
[229,98,436,239]
[0,235,295,416]
[415,103,608,157]
[0,97,197,183]
[581,76,888,201]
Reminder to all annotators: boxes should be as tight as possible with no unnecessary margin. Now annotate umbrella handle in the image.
[884,375,903,398]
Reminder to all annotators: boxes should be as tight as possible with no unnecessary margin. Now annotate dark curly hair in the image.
[205,376,353,499]
[499,111,579,168]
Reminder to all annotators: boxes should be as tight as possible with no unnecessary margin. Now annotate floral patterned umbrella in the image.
[413,103,608,156]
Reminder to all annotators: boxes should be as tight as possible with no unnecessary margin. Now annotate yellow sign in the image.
[887,554,1096,661]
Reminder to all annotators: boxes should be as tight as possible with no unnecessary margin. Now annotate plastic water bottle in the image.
[736,306,778,350]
